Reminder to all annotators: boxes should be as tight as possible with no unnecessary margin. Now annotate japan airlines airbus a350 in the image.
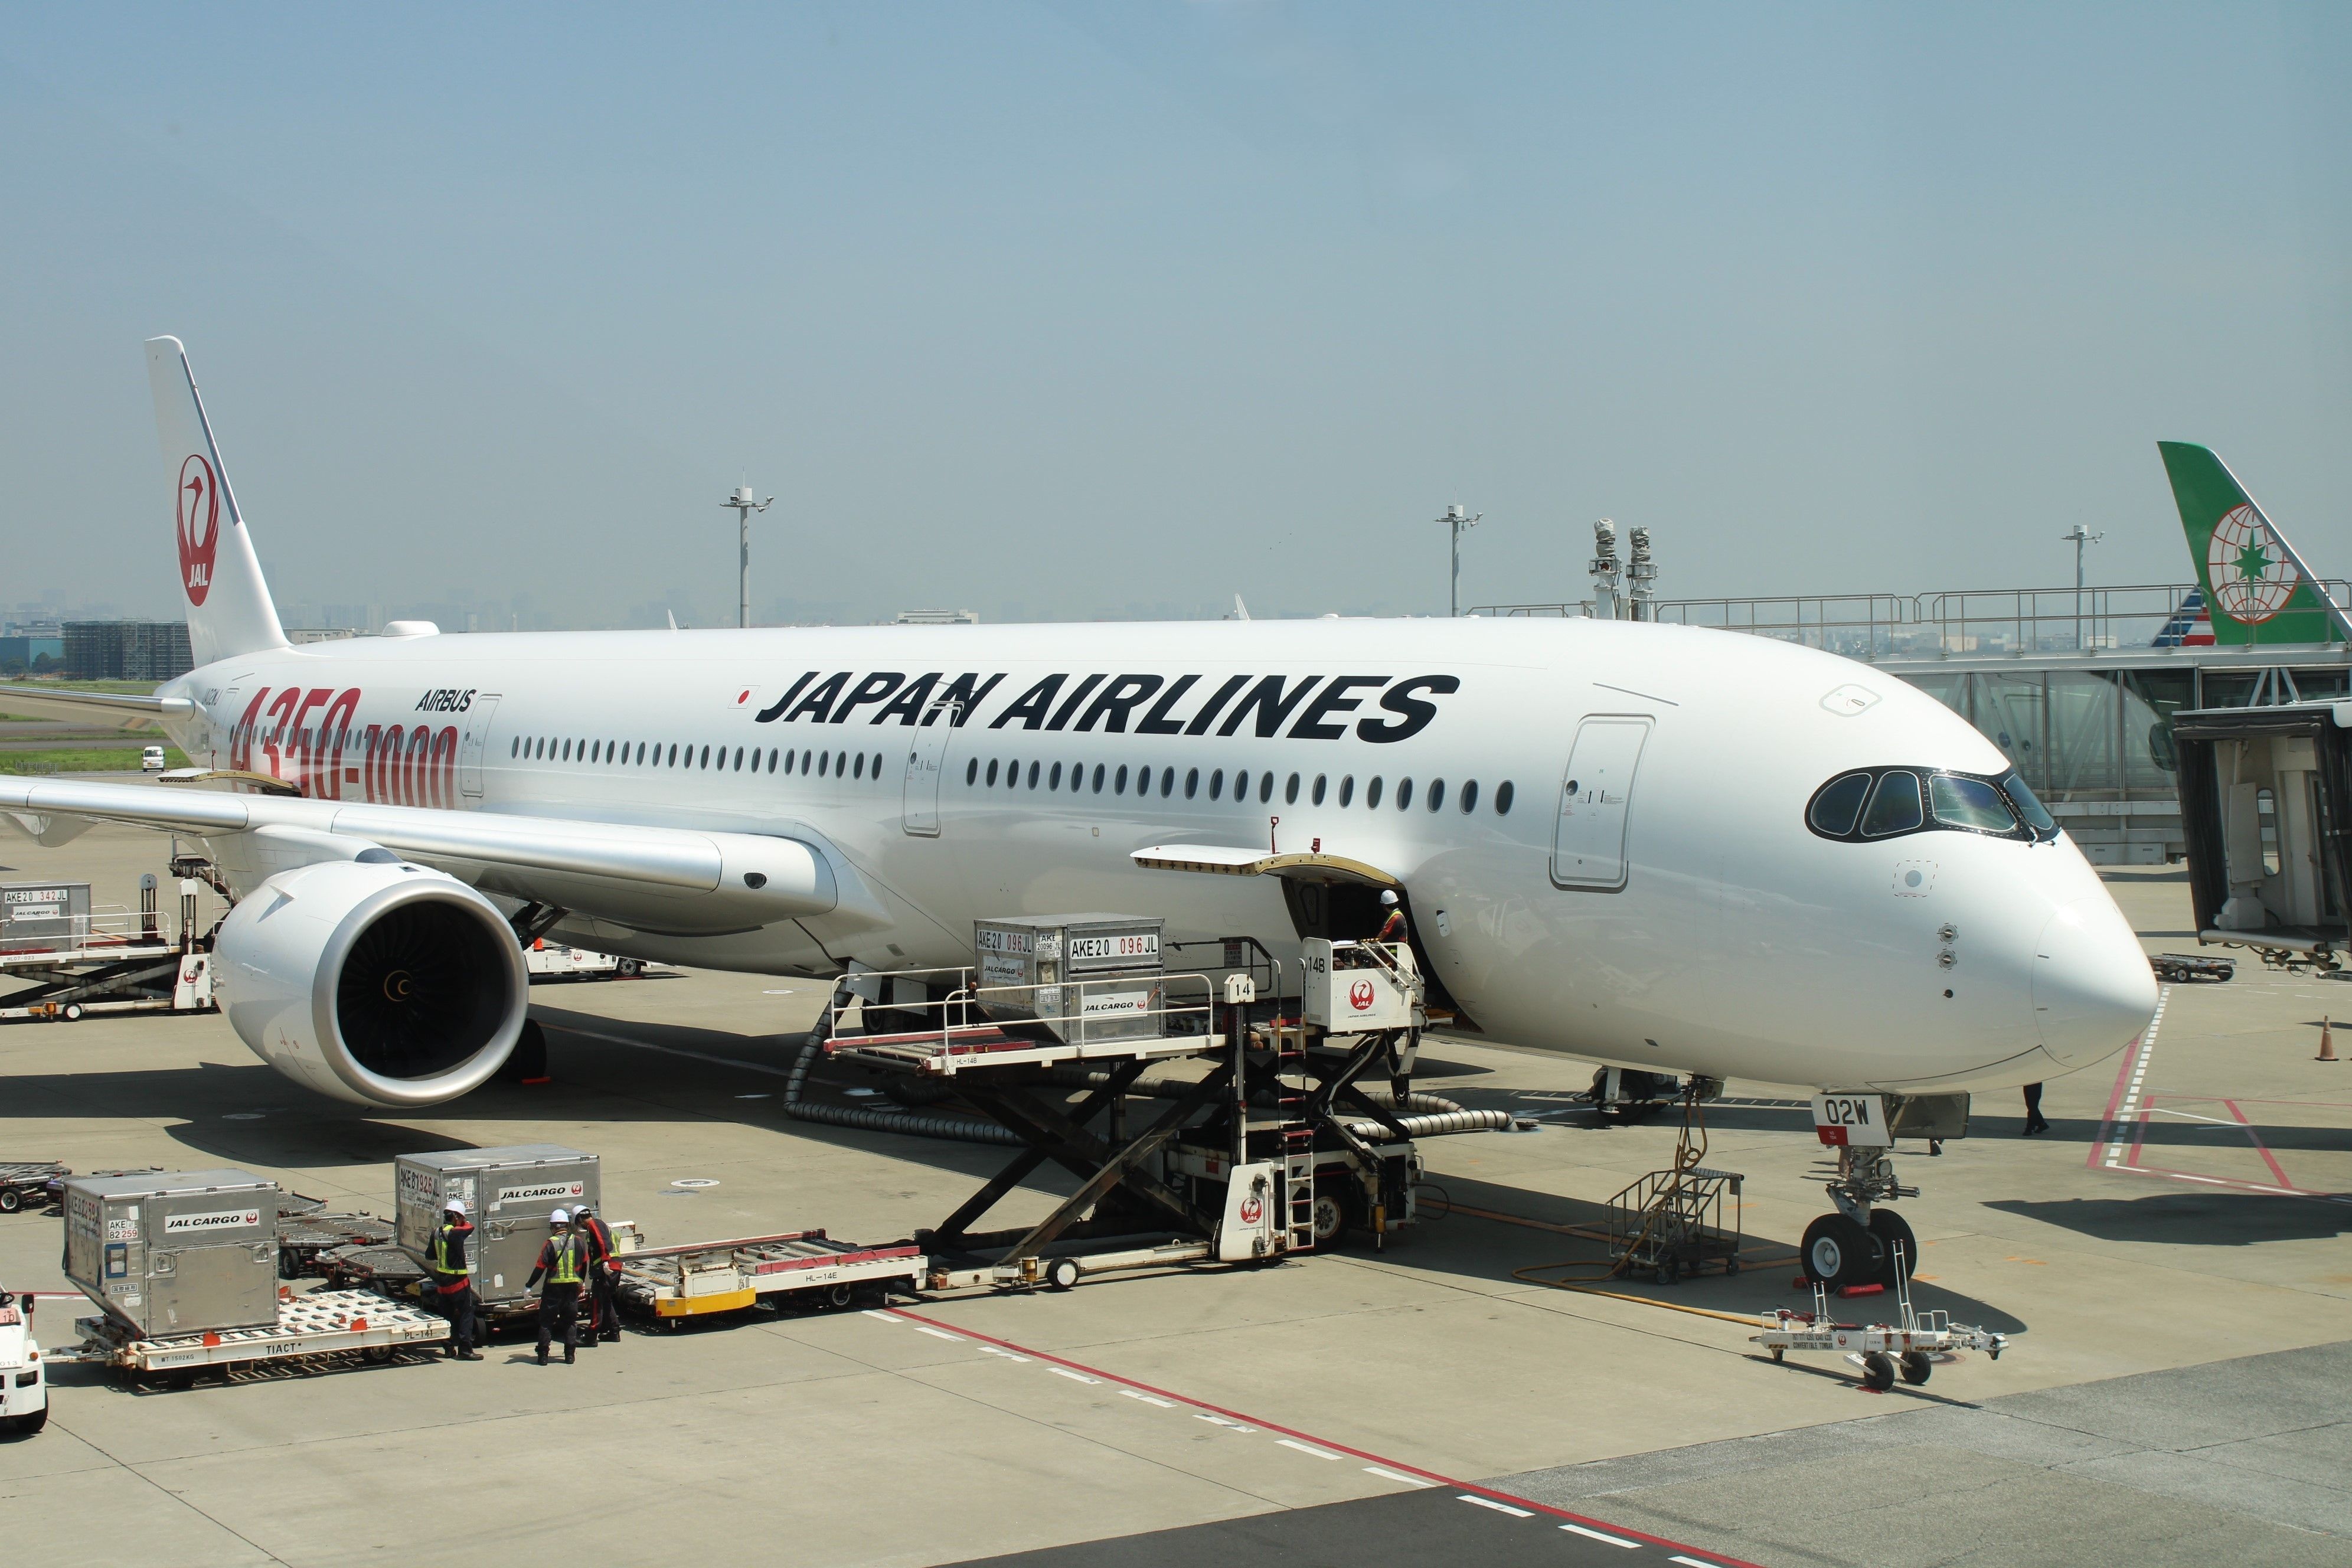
[1,339,2155,1139]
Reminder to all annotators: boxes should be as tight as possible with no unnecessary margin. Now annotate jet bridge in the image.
[2174,700,2352,971]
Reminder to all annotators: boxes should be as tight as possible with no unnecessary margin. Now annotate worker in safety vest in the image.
[525,1208,585,1365]
[427,1199,482,1360]
[1376,888,1408,946]
[571,1199,620,1345]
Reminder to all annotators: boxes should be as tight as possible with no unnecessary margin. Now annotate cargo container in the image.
[394,1146,599,1301]
[61,1170,280,1337]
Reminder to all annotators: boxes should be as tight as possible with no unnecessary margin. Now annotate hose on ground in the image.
[1033,1066,1476,1119]
[1339,1108,1514,1141]
[781,1034,1023,1146]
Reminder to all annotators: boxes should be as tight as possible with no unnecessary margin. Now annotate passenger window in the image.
[1259,773,1275,805]
[1115,764,1129,793]
[1808,772,1873,837]
[835,751,847,777]
[1495,780,1513,815]
[1428,779,1445,812]
[1397,778,1414,811]
[1185,767,1200,799]
[1861,772,1924,837]
[1286,773,1301,805]
[1930,774,2017,834]
[1210,769,1224,801]
[1459,779,1478,814]
[510,738,519,757]
[1339,775,1355,807]
[1091,763,1105,793]
[767,749,778,771]
[1366,777,1384,809]
[986,759,998,786]
[1233,769,1249,801]
[1161,766,1175,796]
[1050,762,1063,789]
[1312,774,1327,806]
[736,747,746,771]
[1028,762,1041,789]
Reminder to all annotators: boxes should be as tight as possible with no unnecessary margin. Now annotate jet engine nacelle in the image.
[213,857,530,1108]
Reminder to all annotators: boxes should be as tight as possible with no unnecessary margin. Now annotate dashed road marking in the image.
[912,1325,964,1341]
[1047,1366,1099,1384]
[1560,1523,1640,1547]
[1121,1390,1176,1409]
[979,1345,1031,1362]
[1364,1465,1435,1488]
[1459,1495,1536,1518]
[1277,1438,1341,1460]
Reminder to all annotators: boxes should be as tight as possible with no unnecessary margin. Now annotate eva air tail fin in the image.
[2158,441,2350,647]
[145,337,289,667]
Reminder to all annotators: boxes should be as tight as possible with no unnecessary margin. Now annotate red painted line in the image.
[883,1305,1765,1567]
[2089,1033,2142,1171]
[2223,1099,2295,1190]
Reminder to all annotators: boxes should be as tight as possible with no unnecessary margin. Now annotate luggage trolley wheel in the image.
[61,1004,83,1022]
[0,1187,20,1214]
[1044,1257,1081,1292]
[1861,1352,1896,1393]
[1899,1350,1933,1386]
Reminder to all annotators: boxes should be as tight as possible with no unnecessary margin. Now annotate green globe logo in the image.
[2207,502,2298,624]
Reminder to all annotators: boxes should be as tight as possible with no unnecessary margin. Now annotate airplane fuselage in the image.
[155,615,2156,1095]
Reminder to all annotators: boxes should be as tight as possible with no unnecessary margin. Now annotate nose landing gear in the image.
[1799,1092,1952,1290]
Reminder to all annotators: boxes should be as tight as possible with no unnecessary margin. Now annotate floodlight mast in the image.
[1437,503,1481,617]
[721,485,775,629]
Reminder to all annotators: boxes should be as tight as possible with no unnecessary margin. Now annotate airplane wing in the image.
[0,682,190,731]
[0,776,887,936]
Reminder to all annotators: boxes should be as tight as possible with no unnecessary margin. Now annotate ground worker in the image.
[571,1198,620,1345]
[525,1207,585,1364]
[2021,1082,2051,1136]
[427,1198,481,1360]
[1376,888,1408,945]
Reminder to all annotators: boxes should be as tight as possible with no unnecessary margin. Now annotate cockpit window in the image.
[1861,771,1924,837]
[2000,770,2057,837]
[1808,764,2051,844]
[1930,774,2018,834]
[1808,772,1872,837]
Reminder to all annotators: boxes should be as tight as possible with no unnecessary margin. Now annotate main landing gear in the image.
[1799,1143,1919,1292]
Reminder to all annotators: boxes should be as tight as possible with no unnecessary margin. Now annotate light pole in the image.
[2061,524,2103,649]
[1436,503,1481,617]
[721,486,775,629]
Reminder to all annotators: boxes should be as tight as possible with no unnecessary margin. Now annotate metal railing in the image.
[820,962,1220,1054]
[1471,580,2352,658]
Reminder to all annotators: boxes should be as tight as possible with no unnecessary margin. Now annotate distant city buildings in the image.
[60,620,194,681]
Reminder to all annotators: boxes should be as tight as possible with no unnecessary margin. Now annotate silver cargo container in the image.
[394,1145,599,1300]
[1,880,93,955]
[62,1169,280,1337]
[973,914,1167,1046]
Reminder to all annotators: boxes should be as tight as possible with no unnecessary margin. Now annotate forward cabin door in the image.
[901,697,961,836]
[1551,717,1651,891]
[459,695,501,798]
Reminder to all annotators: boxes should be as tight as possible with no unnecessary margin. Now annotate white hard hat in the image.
[550,1207,570,1225]
[443,1197,468,1216]
[1380,889,1400,906]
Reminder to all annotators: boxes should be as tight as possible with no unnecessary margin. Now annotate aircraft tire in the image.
[1801,1213,1880,1289]
[1867,1209,1917,1285]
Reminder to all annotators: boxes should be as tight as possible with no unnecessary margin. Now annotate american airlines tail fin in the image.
[2158,441,2350,647]
[145,337,289,667]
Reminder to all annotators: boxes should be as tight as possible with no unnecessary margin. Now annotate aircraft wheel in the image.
[1801,1214,1881,1289]
[1900,1350,1933,1386]
[498,1020,548,1084]
[1867,1210,1918,1284]
[1861,1352,1896,1391]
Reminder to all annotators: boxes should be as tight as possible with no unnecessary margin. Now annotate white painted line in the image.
[1278,1438,1341,1460]
[1364,1465,1436,1488]
[912,1326,964,1341]
[1195,1413,1255,1432]
[1559,1523,1639,1547]
[1458,1495,1535,1518]
[863,1309,899,1321]
[2174,1174,2224,1184]
[1121,1390,1176,1408]
[1671,1557,1720,1567]
[979,1345,1031,1362]
[1048,1366,1099,1384]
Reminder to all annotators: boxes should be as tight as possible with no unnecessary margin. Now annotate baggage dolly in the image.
[0,1161,66,1214]
[1755,1246,2007,1390]
[61,1288,446,1384]
[615,1230,926,1327]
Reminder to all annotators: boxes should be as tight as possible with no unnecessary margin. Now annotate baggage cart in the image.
[64,1288,444,1382]
[1755,1245,2007,1390]
[616,1230,925,1326]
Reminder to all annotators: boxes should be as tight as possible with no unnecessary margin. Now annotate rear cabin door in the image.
[901,698,961,836]
[1551,717,1651,891]
[459,695,501,798]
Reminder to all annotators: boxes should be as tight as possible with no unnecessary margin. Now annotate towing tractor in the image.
[0,1289,47,1435]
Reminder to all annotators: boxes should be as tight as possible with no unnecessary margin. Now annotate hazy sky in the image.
[5,4,2348,628]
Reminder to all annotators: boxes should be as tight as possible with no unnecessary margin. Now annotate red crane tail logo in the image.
[177,453,222,606]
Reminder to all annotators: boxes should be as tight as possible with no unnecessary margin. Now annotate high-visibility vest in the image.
[547,1233,584,1287]
[432,1224,470,1278]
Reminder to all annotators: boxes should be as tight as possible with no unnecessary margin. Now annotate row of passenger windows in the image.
[509,734,889,782]
[963,756,1515,816]
[1805,765,2056,843]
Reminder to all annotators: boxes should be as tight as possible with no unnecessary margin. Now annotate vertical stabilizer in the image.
[2157,441,2349,647]
[145,337,289,667]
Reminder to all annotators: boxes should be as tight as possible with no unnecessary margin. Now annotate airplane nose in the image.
[2032,895,2158,1069]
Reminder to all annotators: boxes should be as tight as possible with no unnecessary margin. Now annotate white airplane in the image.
[2,340,2157,1278]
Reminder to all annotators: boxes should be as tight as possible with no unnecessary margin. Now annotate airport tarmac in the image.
[2,816,2348,1566]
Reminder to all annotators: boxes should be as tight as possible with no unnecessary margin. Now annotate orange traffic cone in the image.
[2320,1018,2338,1063]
